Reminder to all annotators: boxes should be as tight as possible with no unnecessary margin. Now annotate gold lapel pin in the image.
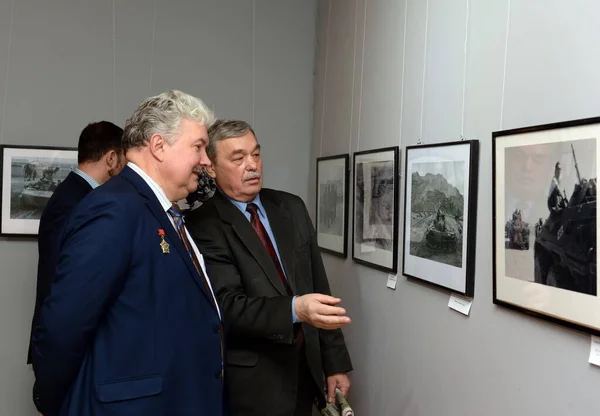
[158,229,170,254]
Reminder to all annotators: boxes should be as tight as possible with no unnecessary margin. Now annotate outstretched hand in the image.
[294,293,351,330]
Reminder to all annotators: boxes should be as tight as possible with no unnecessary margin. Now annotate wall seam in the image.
[252,0,256,125]
[356,0,368,151]
[319,0,331,157]
[148,0,158,96]
[348,0,359,155]
[112,0,117,122]
[0,0,16,145]
[398,0,409,148]
[418,0,429,144]
[499,0,512,129]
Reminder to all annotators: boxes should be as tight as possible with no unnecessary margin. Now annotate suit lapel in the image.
[261,197,297,293]
[120,167,217,309]
[213,192,289,296]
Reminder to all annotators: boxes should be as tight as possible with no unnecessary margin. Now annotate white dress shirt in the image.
[127,162,221,320]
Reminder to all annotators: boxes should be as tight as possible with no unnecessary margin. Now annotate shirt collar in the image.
[72,167,100,189]
[126,161,173,212]
[223,190,264,216]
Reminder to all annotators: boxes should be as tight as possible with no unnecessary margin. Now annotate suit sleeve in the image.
[29,203,71,364]
[31,196,133,415]
[190,216,295,344]
[299,198,353,376]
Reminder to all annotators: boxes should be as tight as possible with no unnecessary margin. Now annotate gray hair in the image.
[207,119,257,162]
[123,90,215,152]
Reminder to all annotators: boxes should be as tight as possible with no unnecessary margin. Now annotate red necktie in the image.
[246,203,292,295]
[246,203,303,346]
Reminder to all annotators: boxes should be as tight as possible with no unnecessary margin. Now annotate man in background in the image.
[187,119,353,416]
[31,90,224,416]
[27,120,125,365]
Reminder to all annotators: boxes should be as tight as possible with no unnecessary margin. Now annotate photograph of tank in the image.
[316,154,349,257]
[503,138,596,297]
[402,140,479,297]
[352,147,399,273]
[408,161,465,268]
[1,145,77,236]
[493,116,600,337]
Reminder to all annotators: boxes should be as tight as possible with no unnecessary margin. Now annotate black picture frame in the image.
[315,153,350,258]
[351,146,400,273]
[1,144,78,237]
[401,140,479,297]
[492,115,600,336]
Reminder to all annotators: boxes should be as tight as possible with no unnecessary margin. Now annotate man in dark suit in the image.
[187,120,353,416]
[31,90,225,416]
[27,120,126,365]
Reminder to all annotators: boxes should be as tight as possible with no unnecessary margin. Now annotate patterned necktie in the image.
[167,203,224,380]
[167,204,218,310]
[245,203,303,346]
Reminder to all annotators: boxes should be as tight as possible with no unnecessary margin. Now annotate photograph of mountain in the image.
[409,161,465,268]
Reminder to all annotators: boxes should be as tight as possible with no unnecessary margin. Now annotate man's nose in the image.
[199,150,211,167]
[246,156,257,170]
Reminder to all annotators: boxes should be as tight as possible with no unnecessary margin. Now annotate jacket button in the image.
[214,370,222,379]
[213,324,220,333]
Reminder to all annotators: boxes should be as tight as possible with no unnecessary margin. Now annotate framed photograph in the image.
[1,145,78,237]
[402,140,479,297]
[493,116,599,336]
[352,146,399,273]
[316,154,350,257]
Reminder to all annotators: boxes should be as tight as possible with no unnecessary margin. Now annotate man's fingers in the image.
[316,303,347,316]
[313,293,342,305]
[313,314,351,329]
[327,378,336,403]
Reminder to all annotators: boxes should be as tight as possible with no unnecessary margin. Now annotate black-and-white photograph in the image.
[409,161,465,268]
[502,138,597,295]
[1,145,77,236]
[356,160,394,250]
[319,180,344,235]
[352,147,399,273]
[402,141,479,297]
[316,154,349,257]
[493,116,600,337]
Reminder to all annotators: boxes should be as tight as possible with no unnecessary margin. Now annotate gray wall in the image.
[313,0,600,415]
[0,0,316,414]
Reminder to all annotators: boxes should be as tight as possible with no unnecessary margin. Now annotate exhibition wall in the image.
[0,0,317,414]
[311,0,600,414]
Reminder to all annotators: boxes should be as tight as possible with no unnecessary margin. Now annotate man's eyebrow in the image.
[229,149,245,156]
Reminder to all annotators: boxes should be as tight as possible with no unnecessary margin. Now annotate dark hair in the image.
[77,121,124,164]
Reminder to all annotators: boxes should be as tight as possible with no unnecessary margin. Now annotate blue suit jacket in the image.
[31,166,224,416]
[28,171,93,365]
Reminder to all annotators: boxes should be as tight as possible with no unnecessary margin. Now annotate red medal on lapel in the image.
[158,229,170,254]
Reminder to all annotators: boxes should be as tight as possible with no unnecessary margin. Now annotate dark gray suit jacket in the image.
[187,189,352,415]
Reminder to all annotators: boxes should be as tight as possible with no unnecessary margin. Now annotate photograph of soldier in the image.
[503,138,596,298]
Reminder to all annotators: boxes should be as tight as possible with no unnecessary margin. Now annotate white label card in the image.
[589,336,600,367]
[386,274,397,290]
[448,294,472,316]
